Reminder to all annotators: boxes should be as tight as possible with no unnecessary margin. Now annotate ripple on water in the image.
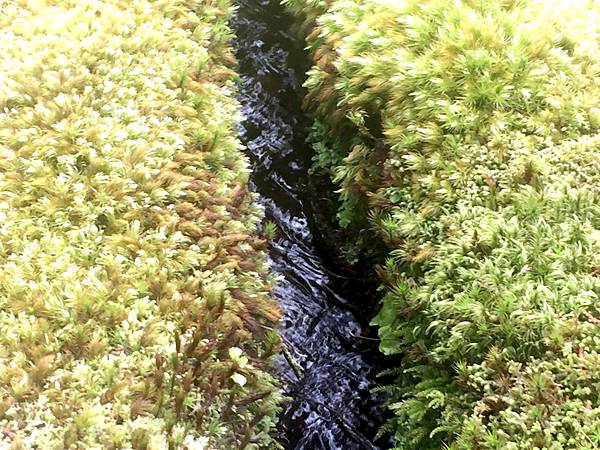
[231,1,390,449]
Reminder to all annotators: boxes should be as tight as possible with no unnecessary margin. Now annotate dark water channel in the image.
[231,1,392,449]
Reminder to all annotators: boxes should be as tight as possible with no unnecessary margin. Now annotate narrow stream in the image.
[231,1,390,449]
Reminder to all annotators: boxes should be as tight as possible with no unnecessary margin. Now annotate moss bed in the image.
[0,0,282,448]
[284,0,600,448]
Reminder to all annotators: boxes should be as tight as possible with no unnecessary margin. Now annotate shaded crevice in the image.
[231,1,394,449]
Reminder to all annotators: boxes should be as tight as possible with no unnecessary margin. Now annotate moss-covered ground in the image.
[284,0,600,448]
[0,1,282,448]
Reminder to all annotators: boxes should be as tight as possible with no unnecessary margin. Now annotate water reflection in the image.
[231,1,389,449]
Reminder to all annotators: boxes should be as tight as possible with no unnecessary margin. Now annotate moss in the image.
[286,0,600,448]
[0,0,282,448]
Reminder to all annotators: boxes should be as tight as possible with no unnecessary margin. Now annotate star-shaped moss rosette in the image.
[0,1,282,448]
[285,0,600,448]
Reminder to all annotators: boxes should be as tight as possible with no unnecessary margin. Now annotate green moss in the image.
[0,0,282,448]
[286,0,600,448]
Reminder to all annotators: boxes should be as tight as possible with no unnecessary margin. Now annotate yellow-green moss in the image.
[286,0,600,448]
[0,0,281,448]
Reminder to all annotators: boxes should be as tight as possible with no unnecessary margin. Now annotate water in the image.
[231,1,391,449]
